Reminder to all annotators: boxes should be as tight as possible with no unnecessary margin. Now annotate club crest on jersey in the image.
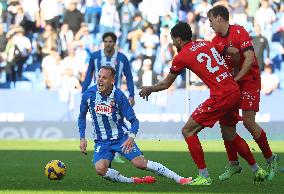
[95,103,113,116]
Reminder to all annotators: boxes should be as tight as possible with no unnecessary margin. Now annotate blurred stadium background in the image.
[0,0,284,193]
[0,0,284,140]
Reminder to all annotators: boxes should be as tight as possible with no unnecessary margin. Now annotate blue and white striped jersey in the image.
[78,85,139,142]
[82,50,135,97]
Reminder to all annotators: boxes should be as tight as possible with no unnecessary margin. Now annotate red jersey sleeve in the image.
[170,55,186,74]
[238,26,254,52]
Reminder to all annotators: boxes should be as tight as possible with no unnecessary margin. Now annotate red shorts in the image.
[238,78,261,112]
[191,90,241,128]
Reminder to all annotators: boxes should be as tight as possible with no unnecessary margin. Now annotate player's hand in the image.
[121,137,135,154]
[80,138,87,155]
[128,97,135,106]
[139,86,152,101]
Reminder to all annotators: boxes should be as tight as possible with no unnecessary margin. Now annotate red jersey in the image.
[212,25,260,81]
[170,40,239,97]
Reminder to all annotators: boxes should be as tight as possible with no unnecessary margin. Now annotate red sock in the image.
[254,129,273,159]
[224,140,238,161]
[185,135,206,169]
[233,134,256,166]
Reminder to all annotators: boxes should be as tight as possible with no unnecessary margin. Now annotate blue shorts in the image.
[93,135,142,164]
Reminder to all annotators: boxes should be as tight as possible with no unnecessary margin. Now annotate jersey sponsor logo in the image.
[228,41,233,47]
[95,103,113,116]
[241,40,251,48]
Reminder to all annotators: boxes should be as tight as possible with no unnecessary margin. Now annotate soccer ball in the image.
[44,160,66,180]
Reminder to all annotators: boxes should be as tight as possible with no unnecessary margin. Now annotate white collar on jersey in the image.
[101,49,118,59]
[96,85,116,100]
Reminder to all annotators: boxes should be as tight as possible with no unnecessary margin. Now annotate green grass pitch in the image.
[0,140,283,194]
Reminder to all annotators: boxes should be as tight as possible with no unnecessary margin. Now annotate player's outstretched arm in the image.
[128,97,135,106]
[80,138,87,155]
[139,72,177,100]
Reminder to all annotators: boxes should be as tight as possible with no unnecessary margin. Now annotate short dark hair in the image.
[207,5,229,21]
[100,66,116,78]
[170,22,192,41]
[102,32,117,43]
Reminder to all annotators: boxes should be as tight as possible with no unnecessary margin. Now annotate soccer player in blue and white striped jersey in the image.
[82,32,135,106]
[78,66,192,184]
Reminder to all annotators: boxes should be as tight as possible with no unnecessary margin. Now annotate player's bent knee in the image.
[182,127,196,137]
[132,158,147,170]
[95,164,108,176]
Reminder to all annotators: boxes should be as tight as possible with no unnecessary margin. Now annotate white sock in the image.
[146,160,182,183]
[103,168,133,183]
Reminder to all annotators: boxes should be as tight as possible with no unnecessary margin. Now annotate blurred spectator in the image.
[118,0,136,49]
[3,28,18,87]
[195,0,212,39]
[154,27,175,75]
[37,24,60,58]
[213,0,232,12]
[140,25,160,66]
[40,0,62,30]
[127,12,145,53]
[130,54,143,82]
[136,58,158,87]
[252,24,270,71]
[41,48,62,89]
[59,24,74,58]
[3,27,31,87]
[0,1,4,22]
[14,5,28,30]
[84,0,102,34]
[12,27,32,79]
[74,23,96,54]
[178,0,193,21]
[59,63,82,121]
[99,0,120,36]
[0,23,7,52]
[160,11,178,30]
[60,45,81,79]
[63,0,84,35]
[186,11,198,40]
[254,0,276,42]
[20,0,40,34]
[0,23,7,83]
[230,0,248,26]
[247,0,261,20]
[6,0,20,27]
[138,0,163,32]
[261,64,279,95]
[74,43,89,83]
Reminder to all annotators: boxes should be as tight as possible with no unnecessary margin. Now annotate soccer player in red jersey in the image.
[208,5,278,181]
[139,22,267,185]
